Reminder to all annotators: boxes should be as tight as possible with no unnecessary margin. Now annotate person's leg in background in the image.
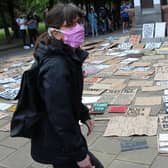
[31,29,38,46]
[102,20,107,34]
[101,21,104,34]
[122,19,126,33]
[28,29,33,46]
[94,22,98,36]
[125,17,129,32]
[91,22,95,37]
[104,20,107,33]
[21,29,26,46]
[21,29,30,49]
[84,19,89,36]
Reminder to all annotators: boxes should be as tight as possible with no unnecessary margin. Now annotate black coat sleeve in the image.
[41,58,88,162]
[80,103,91,123]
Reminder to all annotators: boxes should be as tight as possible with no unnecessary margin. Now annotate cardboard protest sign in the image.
[107,105,128,113]
[90,103,108,115]
[104,116,158,137]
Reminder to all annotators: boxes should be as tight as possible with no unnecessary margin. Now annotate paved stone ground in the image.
[0,32,168,168]
[0,117,168,168]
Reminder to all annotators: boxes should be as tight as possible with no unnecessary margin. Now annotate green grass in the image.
[38,22,46,33]
[0,29,7,41]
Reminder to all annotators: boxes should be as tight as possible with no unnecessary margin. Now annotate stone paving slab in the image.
[108,160,149,168]
[151,156,168,168]
[0,137,29,149]
[27,162,51,168]
[0,143,33,168]
[0,132,9,142]
[117,148,158,165]
[90,137,121,155]
[92,124,107,133]
[87,132,102,146]
[0,145,15,161]
[0,120,9,128]
[91,150,116,168]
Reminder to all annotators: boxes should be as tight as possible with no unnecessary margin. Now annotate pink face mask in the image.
[62,24,85,48]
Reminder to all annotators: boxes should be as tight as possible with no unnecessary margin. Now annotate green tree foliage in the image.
[0,0,10,38]
[0,0,119,39]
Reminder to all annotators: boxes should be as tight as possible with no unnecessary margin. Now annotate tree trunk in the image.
[49,0,54,8]
[7,0,17,39]
[7,0,15,24]
[0,7,10,39]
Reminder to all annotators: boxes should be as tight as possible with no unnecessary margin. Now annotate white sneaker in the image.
[24,45,30,49]
[30,44,34,48]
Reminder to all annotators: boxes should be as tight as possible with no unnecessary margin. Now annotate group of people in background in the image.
[82,5,119,37]
[15,13,39,49]
[77,0,132,37]
[14,0,132,49]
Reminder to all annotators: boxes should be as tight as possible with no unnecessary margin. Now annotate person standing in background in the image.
[120,1,130,33]
[88,7,98,37]
[106,6,113,32]
[16,15,30,49]
[99,6,108,34]
[82,5,89,36]
[11,19,20,40]
[33,12,40,34]
[111,3,120,31]
[27,14,38,47]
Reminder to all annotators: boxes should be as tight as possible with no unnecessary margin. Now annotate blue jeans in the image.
[91,22,98,36]
[101,21,107,33]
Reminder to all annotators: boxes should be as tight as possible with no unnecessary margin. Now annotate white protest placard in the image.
[155,22,166,38]
[82,96,101,104]
[0,103,13,111]
[134,0,140,6]
[142,23,154,39]
[154,0,160,4]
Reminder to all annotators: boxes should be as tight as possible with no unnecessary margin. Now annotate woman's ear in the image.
[52,31,63,40]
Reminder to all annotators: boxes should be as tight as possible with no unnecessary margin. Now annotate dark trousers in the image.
[53,151,104,168]
[28,29,38,44]
[20,29,26,46]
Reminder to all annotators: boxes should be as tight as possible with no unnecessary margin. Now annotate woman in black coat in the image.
[31,3,104,168]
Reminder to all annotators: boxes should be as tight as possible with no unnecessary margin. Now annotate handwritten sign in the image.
[155,22,166,38]
[142,24,154,39]
[93,103,108,112]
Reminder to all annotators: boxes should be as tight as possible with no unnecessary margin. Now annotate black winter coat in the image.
[31,40,90,166]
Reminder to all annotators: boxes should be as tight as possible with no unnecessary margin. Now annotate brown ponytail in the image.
[34,32,49,49]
